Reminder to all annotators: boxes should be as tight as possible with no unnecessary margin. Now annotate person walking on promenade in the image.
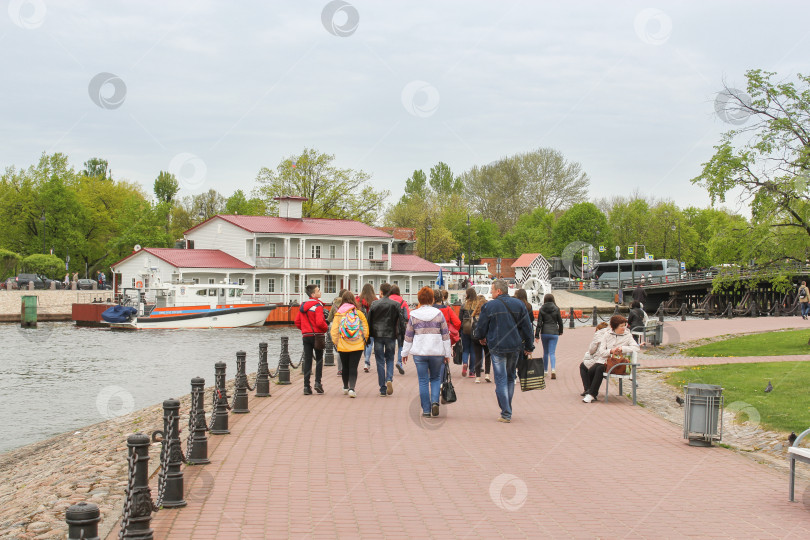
[472,280,534,423]
[63,273,70,288]
[330,290,369,398]
[798,281,810,320]
[388,284,410,374]
[401,286,452,417]
[294,284,328,395]
[627,300,646,343]
[358,284,378,372]
[632,283,646,308]
[459,287,478,377]
[434,288,461,349]
[367,283,404,396]
[581,315,639,403]
[327,289,348,376]
[470,295,492,382]
[536,293,563,379]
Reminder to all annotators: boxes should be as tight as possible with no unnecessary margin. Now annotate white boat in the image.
[108,282,275,330]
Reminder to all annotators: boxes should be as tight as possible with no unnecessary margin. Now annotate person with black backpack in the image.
[459,287,478,378]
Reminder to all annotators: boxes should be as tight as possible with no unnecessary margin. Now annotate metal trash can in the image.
[683,383,723,446]
[654,322,664,346]
[21,295,38,328]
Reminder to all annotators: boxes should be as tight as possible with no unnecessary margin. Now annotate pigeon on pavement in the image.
[675,395,684,406]
[788,432,797,446]
[765,380,773,393]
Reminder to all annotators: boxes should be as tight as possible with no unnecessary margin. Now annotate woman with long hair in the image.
[330,290,369,398]
[536,293,564,379]
[459,287,478,377]
[358,283,378,372]
[400,286,452,417]
[471,295,491,383]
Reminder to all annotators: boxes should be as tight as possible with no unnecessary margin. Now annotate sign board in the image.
[680,262,686,270]
[598,245,605,252]
[582,255,589,265]
[615,246,620,258]
[646,254,653,260]
[627,246,635,255]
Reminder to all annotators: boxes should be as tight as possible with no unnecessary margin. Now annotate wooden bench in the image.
[603,351,640,405]
[789,427,810,502]
[631,320,659,346]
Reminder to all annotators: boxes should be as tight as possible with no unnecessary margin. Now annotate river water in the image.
[1,322,303,455]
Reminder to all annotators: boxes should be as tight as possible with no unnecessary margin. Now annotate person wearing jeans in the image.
[367,283,405,396]
[330,291,370,398]
[388,285,410,374]
[412,355,445,415]
[799,281,810,320]
[472,280,535,423]
[536,294,564,379]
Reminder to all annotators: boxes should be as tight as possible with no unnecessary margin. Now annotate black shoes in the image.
[303,386,313,395]
[431,402,440,417]
[581,391,588,396]
[396,364,405,375]
[314,382,324,394]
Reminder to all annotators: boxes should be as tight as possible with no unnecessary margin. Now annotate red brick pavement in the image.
[128,318,810,538]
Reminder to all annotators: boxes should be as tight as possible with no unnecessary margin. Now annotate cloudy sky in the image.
[2,0,808,215]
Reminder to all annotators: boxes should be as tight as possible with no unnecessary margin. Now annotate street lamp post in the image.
[673,223,682,279]
[466,215,471,284]
[424,220,432,260]
[40,213,46,254]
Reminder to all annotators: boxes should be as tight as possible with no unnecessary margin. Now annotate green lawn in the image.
[665,362,810,433]
[683,329,810,357]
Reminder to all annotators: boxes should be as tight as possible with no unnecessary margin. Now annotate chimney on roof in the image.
[274,196,307,219]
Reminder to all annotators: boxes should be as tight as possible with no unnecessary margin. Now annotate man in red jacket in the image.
[294,284,328,395]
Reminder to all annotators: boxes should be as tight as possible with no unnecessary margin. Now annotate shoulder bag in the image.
[605,351,628,375]
[440,363,457,403]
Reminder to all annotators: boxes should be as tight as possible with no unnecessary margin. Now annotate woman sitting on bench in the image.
[580,315,640,403]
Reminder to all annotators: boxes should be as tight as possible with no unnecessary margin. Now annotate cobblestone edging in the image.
[0,377,244,539]
[0,290,112,317]
[630,359,810,485]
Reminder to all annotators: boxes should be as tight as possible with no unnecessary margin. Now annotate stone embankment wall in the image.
[0,291,113,319]
[0,378,240,539]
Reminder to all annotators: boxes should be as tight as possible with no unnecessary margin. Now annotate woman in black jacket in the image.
[627,300,646,343]
[535,293,564,379]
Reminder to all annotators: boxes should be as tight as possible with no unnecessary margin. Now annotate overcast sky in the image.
[2,0,808,216]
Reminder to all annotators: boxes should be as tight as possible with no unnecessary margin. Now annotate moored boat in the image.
[106,282,275,330]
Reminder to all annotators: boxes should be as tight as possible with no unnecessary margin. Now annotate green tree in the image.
[253,148,390,224]
[225,189,267,215]
[0,249,22,279]
[153,171,179,205]
[22,254,64,278]
[692,69,810,262]
[402,170,429,203]
[500,207,555,258]
[429,162,461,196]
[82,158,112,180]
[552,202,609,257]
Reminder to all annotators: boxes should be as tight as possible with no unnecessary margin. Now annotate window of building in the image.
[417,280,424,289]
[329,245,336,259]
[192,278,199,284]
[405,281,410,293]
[393,280,399,286]
[268,278,275,292]
[325,275,336,294]
[268,243,276,257]
[311,245,321,259]
[291,274,300,293]
[255,242,261,258]
[254,278,260,292]
[368,246,375,260]
[429,281,435,288]
[383,243,388,255]
[354,245,359,259]
[131,278,136,287]
[238,278,245,286]
[245,239,253,257]
[208,278,215,284]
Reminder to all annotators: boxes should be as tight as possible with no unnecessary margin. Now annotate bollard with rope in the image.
[150,398,186,509]
[118,433,154,539]
[323,331,336,367]
[568,307,575,329]
[186,377,209,465]
[66,502,100,540]
[255,342,272,397]
[680,303,687,322]
[276,336,293,385]
[231,351,250,414]
[656,304,664,323]
[592,306,598,327]
[209,362,231,435]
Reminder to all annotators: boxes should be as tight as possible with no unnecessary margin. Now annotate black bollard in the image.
[727,303,733,319]
[210,362,230,435]
[255,342,271,397]
[232,351,250,413]
[775,301,781,317]
[568,307,575,329]
[277,336,292,384]
[592,306,598,327]
[323,332,335,367]
[66,502,100,540]
[186,377,209,465]
[120,433,153,539]
[750,301,758,318]
[153,398,186,509]
[680,304,687,322]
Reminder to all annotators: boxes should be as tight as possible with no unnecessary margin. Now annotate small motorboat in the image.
[109,282,275,330]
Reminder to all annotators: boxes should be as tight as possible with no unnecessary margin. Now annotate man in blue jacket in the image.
[472,280,534,423]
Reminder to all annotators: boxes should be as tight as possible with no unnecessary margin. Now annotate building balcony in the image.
[253,257,390,272]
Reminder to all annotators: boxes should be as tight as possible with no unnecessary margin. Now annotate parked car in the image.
[77,278,112,290]
[15,273,47,289]
[549,276,572,288]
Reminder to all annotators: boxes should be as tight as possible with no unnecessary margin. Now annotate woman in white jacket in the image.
[401,286,452,417]
[581,315,639,403]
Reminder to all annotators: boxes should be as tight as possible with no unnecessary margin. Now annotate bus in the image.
[593,259,680,287]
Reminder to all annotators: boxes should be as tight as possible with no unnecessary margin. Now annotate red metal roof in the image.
[385,254,441,273]
[187,215,392,238]
[112,248,253,270]
[512,253,542,268]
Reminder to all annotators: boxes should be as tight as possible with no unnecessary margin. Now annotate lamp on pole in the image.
[673,223,682,279]
[40,213,46,254]
[466,214,471,284]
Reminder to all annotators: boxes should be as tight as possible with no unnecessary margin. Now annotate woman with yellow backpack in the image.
[330,290,370,398]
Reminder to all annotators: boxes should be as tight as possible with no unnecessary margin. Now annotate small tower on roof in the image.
[274,196,308,219]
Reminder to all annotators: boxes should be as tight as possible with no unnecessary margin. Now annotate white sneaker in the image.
[348,389,356,398]
[583,394,595,403]
[343,388,349,395]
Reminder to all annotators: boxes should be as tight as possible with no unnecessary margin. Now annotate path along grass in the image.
[683,328,810,357]
[665,362,810,433]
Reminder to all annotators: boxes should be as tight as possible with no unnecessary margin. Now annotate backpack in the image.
[339,309,363,342]
[462,310,472,335]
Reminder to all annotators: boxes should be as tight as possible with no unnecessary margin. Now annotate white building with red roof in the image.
[112,197,441,303]
[511,253,551,286]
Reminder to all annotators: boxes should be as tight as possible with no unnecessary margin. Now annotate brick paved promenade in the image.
[127,318,810,538]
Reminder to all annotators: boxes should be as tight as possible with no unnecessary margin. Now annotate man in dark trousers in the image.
[632,283,646,308]
[367,283,405,397]
[472,280,534,423]
[294,284,328,395]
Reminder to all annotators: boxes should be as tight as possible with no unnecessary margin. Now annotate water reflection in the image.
[1,322,301,454]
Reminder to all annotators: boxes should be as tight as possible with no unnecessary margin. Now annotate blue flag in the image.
[437,267,444,288]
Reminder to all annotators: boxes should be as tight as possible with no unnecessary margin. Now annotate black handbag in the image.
[452,341,462,365]
[441,364,457,404]
[518,354,545,392]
